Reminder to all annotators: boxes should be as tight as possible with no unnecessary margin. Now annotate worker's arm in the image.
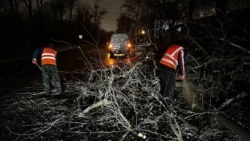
[32,48,43,64]
[178,50,185,81]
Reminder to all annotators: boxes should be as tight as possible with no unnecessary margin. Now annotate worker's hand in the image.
[178,75,185,81]
[32,58,37,64]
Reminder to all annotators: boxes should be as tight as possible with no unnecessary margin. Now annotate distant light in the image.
[177,27,182,32]
[78,35,83,39]
[141,30,145,35]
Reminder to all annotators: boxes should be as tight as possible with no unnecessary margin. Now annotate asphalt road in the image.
[0,46,90,94]
[0,45,138,94]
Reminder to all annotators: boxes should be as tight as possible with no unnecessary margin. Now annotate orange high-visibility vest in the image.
[41,48,57,65]
[160,44,183,70]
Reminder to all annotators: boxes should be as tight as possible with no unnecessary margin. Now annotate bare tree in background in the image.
[65,0,77,22]
[22,0,33,18]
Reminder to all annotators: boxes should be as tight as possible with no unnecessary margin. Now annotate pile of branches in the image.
[63,46,232,140]
[71,40,249,140]
[74,50,180,140]
[61,48,197,140]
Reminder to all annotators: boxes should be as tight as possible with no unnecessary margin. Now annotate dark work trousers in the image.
[41,64,62,95]
[159,64,176,99]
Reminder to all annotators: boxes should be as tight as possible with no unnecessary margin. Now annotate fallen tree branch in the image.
[168,116,183,141]
[78,99,112,117]
[214,112,250,141]
[219,38,250,55]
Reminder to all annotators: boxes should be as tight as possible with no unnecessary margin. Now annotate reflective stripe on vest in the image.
[160,44,183,70]
[41,48,57,65]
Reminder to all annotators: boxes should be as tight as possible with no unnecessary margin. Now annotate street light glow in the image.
[141,30,145,35]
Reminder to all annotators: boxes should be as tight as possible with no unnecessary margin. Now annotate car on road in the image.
[108,33,132,58]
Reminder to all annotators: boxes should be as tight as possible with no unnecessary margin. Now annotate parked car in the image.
[108,33,132,58]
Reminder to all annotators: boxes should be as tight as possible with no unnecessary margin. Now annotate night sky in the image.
[85,0,125,31]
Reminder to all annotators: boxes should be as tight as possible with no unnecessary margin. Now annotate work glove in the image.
[178,75,185,81]
[32,58,37,64]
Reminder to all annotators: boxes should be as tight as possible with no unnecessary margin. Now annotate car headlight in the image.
[109,44,113,49]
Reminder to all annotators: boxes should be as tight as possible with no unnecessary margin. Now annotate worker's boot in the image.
[45,90,50,97]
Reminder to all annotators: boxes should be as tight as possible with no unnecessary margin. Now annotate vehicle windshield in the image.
[111,37,128,43]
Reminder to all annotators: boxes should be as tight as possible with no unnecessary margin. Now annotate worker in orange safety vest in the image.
[32,43,62,96]
[159,43,185,100]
